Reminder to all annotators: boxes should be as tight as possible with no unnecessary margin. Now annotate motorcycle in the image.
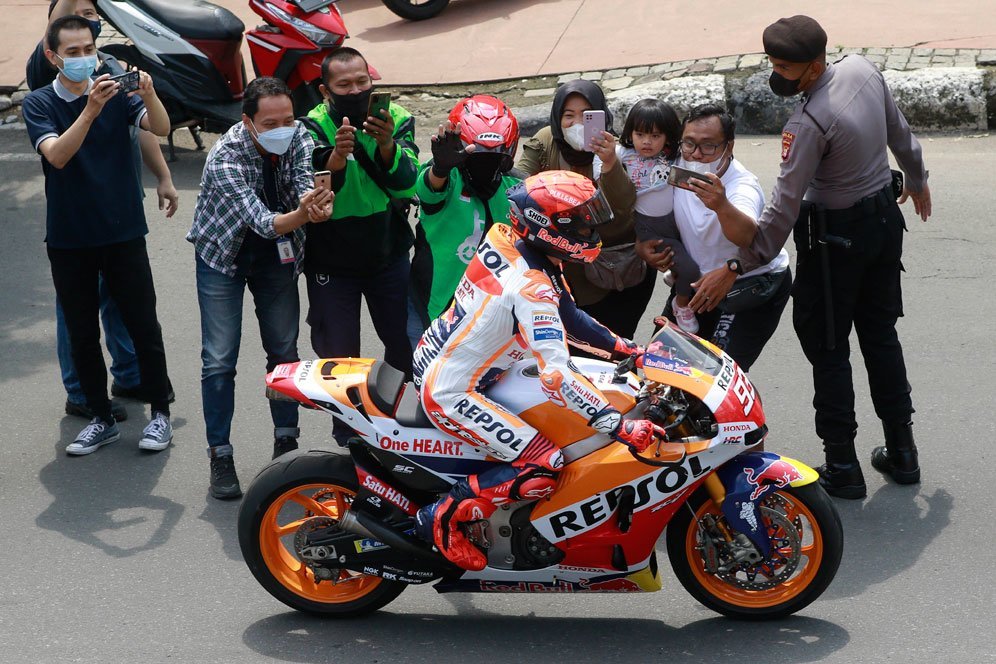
[237,321,843,620]
[380,0,449,21]
[94,0,350,159]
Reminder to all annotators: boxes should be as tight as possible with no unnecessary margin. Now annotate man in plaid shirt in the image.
[188,77,333,499]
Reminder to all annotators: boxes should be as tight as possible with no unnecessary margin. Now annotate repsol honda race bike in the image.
[238,321,844,620]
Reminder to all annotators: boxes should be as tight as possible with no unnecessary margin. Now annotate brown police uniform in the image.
[739,53,928,466]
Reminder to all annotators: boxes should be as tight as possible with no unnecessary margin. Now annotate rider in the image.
[413,170,665,570]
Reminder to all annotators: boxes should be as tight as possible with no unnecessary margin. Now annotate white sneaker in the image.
[673,303,699,334]
[139,411,173,451]
[662,270,676,287]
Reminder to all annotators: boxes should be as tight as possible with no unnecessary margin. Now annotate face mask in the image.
[56,54,97,83]
[250,120,297,156]
[562,123,586,151]
[329,88,373,123]
[87,19,102,38]
[461,154,504,198]
[768,69,805,97]
[681,144,730,176]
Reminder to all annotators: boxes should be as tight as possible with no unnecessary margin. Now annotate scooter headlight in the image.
[265,3,340,46]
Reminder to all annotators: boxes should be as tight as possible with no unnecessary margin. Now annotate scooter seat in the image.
[128,0,244,41]
[395,382,434,429]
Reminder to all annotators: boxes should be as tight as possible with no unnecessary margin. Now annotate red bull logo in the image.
[743,460,805,501]
[581,577,643,593]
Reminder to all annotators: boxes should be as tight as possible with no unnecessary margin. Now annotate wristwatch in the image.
[726,258,744,275]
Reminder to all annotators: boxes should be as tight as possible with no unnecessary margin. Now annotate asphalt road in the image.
[0,125,993,663]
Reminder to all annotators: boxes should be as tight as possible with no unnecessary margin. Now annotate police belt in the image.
[822,183,895,227]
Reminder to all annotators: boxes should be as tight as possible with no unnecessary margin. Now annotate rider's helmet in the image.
[448,94,519,171]
[507,170,613,264]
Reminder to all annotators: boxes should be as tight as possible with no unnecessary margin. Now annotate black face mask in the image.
[461,154,504,199]
[328,87,373,123]
[768,70,805,97]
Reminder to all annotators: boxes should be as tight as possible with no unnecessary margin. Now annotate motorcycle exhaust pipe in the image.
[338,511,458,571]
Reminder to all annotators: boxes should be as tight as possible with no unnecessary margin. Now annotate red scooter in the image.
[97,0,361,159]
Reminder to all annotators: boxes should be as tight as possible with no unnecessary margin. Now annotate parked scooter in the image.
[95,0,349,159]
[381,0,449,21]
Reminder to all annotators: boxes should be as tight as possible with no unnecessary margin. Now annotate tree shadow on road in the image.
[35,415,185,557]
[242,611,848,663]
[822,484,953,600]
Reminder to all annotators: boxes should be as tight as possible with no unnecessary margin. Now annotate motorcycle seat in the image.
[394,382,434,429]
[366,361,406,417]
[128,0,245,41]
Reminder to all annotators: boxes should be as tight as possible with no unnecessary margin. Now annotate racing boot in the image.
[416,492,493,571]
[816,437,866,500]
[871,420,920,484]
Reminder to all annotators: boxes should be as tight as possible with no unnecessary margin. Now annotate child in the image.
[601,99,701,334]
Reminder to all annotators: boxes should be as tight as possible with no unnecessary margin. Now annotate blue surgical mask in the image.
[56,54,97,83]
[250,120,297,155]
[87,19,102,38]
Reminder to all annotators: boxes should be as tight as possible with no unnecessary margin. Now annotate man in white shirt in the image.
[635,104,791,371]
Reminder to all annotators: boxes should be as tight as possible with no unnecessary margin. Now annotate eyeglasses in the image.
[679,139,727,156]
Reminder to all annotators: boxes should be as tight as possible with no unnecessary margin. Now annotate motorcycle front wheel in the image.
[237,450,406,616]
[666,483,843,620]
[381,0,450,20]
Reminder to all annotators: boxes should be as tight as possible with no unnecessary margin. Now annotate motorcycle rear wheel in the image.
[381,0,450,20]
[666,483,842,620]
[238,450,406,616]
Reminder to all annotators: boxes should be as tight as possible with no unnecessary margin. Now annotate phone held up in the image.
[314,170,332,191]
[366,92,392,121]
[109,70,140,94]
[667,165,712,191]
[581,110,606,152]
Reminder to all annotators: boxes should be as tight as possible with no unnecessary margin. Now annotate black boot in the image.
[209,455,242,500]
[817,438,866,499]
[272,436,299,459]
[871,421,920,484]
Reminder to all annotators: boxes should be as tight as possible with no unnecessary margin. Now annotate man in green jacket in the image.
[302,47,417,376]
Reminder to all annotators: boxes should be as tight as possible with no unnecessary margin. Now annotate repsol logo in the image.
[454,398,524,451]
[543,455,712,540]
[716,360,734,392]
[476,241,510,278]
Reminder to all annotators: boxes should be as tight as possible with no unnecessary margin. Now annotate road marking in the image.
[0,153,37,161]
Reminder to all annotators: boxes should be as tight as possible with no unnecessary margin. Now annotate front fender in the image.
[714,452,819,557]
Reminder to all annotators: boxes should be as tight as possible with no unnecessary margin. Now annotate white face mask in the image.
[562,123,587,151]
[250,120,297,155]
[681,144,730,176]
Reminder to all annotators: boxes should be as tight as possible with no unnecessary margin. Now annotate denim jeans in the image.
[196,253,300,455]
[57,276,141,404]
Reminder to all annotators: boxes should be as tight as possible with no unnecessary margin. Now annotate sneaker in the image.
[66,417,121,456]
[139,411,173,451]
[112,381,176,404]
[210,456,242,500]
[662,270,676,287]
[272,436,299,460]
[65,399,128,422]
[673,303,699,334]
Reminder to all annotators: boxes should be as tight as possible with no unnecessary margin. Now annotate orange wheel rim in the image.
[685,491,825,609]
[259,483,383,603]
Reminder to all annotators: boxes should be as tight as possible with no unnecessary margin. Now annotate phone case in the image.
[582,111,606,152]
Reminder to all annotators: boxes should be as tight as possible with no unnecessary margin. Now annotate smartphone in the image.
[366,91,392,120]
[314,170,332,191]
[667,165,712,190]
[109,70,140,94]
[582,110,606,152]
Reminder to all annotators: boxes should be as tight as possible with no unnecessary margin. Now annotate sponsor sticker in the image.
[533,328,564,341]
[781,131,795,161]
[532,313,559,327]
[524,208,551,227]
[642,355,692,376]
[476,131,504,143]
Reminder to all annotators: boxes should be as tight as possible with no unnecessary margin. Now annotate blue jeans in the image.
[56,276,140,404]
[196,254,300,455]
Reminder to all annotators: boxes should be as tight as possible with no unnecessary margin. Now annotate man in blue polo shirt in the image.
[22,14,175,456]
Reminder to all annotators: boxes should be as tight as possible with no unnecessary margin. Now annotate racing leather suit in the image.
[412,224,632,570]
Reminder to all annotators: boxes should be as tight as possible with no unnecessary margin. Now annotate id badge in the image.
[276,237,295,264]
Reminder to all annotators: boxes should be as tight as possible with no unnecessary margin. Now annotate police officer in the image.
[691,15,932,499]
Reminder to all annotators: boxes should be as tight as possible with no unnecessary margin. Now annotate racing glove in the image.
[430,127,470,178]
[611,337,645,361]
[589,408,665,453]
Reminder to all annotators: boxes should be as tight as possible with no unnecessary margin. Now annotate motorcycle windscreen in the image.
[641,321,727,400]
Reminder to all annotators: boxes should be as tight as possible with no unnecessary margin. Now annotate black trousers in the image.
[660,267,791,372]
[791,201,913,443]
[48,236,171,423]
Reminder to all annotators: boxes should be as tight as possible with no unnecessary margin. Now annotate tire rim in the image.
[259,483,383,603]
[685,490,825,609]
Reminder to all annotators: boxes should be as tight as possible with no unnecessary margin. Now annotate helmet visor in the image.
[554,187,614,229]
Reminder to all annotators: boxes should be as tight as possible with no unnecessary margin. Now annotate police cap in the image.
[762,15,827,62]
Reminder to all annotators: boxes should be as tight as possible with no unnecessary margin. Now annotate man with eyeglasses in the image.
[696,16,930,500]
[636,104,791,372]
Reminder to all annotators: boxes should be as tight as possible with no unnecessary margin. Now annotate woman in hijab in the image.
[515,80,655,341]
